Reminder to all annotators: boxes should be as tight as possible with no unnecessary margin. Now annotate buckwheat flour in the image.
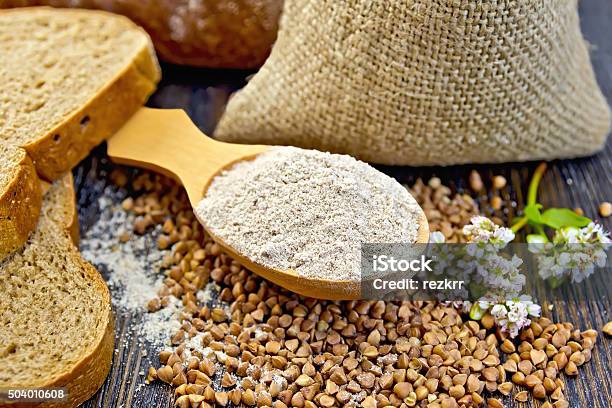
[195,147,422,281]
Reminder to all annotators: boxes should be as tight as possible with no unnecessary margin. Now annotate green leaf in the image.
[524,204,544,224]
[540,208,591,229]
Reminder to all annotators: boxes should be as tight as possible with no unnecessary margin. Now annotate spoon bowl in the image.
[108,107,429,300]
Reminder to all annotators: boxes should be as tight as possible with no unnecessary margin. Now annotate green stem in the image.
[510,162,548,234]
[511,216,528,233]
[527,162,547,205]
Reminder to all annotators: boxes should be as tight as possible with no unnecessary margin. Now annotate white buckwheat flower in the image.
[473,295,541,338]
[433,216,543,337]
[463,216,515,246]
[529,223,611,284]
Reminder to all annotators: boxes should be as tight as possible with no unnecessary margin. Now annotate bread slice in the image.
[0,6,160,258]
[0,142,42,259]
[0,174,114,408]
[0,6,160,180]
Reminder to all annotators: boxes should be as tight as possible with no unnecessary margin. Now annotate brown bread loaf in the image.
[0,0,284,68]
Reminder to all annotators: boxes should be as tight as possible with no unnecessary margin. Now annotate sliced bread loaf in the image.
[0,174,114,408]
[0,142,42,259]
[0,6,160,258]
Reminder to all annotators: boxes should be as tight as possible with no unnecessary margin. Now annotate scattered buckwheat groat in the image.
[600,201,612,217]
[603,321,612,336]
[492,175,507,190]
[109,170,600,408]
[407,177,480,243]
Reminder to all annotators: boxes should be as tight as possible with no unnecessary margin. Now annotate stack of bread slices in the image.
[0,7,160,407]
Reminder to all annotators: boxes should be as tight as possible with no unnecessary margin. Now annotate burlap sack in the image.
[215,0,611,165]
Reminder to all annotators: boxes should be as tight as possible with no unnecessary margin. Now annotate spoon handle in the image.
[107,107,267,207]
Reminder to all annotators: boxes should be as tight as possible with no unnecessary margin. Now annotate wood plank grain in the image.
[73,0,612,406]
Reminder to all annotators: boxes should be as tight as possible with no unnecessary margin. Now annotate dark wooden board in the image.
[75,1,612,407]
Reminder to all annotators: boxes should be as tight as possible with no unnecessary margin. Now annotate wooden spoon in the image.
[107,107,429,300]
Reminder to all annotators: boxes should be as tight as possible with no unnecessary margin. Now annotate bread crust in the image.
[44,172,80,245]
[0,148,42,259]
[1,174,114,408]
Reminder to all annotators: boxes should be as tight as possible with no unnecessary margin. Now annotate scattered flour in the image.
[140,297,182,348]
[80,188,229,353]
[76,172,245,404]
[80,188,164,310]
[196,146,422,281]
[182,336,227,369]
[182,332,210,356]
[79,185,187,351]
[141,282,222,352]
